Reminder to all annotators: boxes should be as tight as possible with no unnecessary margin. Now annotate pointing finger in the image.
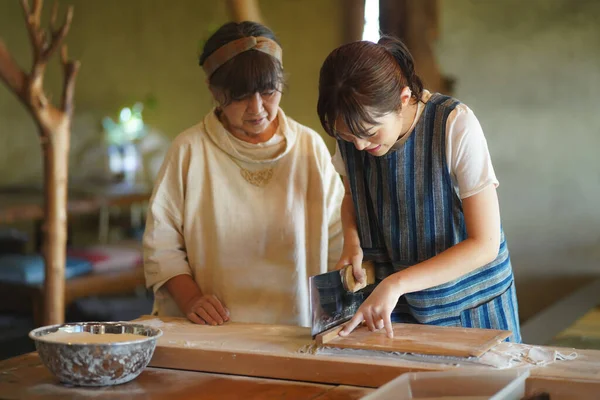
[383,313,394,339]
[339,312,364,337]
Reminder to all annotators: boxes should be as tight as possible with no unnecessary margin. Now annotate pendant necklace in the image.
[226,155,275,188]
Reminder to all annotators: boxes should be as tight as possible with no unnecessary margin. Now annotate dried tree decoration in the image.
[0,0,80,325]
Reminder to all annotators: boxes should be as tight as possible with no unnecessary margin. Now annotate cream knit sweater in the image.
[143,108,344,327]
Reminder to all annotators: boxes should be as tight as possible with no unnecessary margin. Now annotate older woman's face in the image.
[213,89,282,143]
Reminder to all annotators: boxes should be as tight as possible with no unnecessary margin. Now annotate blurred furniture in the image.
[0,266,145,326]
[0,181,150,326]
[0,181,149,242]
[521,278,600,345]
[0,254,93,285]
[549,304,600,350]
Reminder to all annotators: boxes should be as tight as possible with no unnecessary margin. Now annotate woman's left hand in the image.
[339,277,402,339]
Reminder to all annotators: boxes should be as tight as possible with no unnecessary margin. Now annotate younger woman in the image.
[317,36,520,342]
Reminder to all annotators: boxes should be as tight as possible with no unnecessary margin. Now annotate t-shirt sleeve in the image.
[331,142,348,176]
[446,105,499,199]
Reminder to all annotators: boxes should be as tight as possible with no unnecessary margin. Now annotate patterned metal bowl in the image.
[29,321,162,387]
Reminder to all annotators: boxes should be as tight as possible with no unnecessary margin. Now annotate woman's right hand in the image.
[183,294,230,326]
[335,244,365,285]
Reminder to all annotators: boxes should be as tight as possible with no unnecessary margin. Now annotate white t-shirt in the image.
[331,90,499,199]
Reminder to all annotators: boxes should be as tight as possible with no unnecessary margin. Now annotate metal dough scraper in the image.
[308,261,376,338]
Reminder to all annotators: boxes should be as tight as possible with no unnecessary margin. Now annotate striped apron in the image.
[338,93,521,342]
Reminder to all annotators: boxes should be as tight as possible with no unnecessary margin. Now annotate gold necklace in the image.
[228,156,275,187]
[211,112,279,187]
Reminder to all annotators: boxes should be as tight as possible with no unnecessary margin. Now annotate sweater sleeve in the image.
[331,142,348,176]
[316,140,344,271]
[143,141,192,294]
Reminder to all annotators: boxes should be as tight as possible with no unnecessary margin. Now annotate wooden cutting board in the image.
[132,317,600,389]
[316,323,511,358]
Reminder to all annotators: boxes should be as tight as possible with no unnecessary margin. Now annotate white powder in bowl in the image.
[41,331,148,344]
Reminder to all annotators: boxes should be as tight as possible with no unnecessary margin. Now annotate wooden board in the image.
[132,317,600,389]
[316,323,511,358]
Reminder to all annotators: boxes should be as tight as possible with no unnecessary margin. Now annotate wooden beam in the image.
[343,0,365,43]
[379,0,452,94]
[225,0,262,23]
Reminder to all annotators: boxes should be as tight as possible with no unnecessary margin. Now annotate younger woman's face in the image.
[334,87,415,156]
[212,88,282,143]
[334,112,404,156]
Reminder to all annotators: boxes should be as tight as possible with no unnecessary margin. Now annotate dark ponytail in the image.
[378,35,423,102]
[317,37,423,138]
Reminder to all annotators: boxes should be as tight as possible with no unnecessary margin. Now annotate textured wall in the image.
[1,0,599,322]
[0,0,342,185]
[438,0,600,320]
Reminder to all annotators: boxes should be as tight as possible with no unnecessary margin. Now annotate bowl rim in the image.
[28,321,163,346]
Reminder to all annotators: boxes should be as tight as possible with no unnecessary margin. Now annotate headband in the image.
[202,36,283,77]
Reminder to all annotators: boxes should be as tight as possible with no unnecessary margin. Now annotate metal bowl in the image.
[29,321,162,387]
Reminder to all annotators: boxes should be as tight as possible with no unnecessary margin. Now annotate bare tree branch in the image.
[20,0,31,14]
[21,0,43,54]
[50,1,58,31]
[60,45,80,116]
[0,40,27,100]
[33,0,43,20]
[43,5,73,62]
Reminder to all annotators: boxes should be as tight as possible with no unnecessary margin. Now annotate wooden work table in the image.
[0,353,372,399]
[2,317,600,399]
[140,317,600,398]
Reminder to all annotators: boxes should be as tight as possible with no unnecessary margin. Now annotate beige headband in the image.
[202,36,283,77]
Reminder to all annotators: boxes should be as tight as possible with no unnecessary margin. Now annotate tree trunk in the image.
[0,1,79,326]
[42,124,70,325]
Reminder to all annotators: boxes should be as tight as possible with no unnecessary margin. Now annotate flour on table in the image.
[313,343,578,369]
[137,318,166,328]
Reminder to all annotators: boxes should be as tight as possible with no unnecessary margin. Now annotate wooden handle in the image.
[342,261,376,293]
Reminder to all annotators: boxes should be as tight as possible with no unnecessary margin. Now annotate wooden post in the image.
[343,0,366,43]
[225,0,262,23]
[379,0,452,94]
[0,0,80,326]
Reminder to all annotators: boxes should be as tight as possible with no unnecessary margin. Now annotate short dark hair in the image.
[199,21,285,105]
[317,36,423,138]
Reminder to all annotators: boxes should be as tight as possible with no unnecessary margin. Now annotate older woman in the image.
[143,21,344,327]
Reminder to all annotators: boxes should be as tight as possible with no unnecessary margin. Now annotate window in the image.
[362,0,380,42]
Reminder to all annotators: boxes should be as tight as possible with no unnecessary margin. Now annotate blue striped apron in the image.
[338,93,521,342]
